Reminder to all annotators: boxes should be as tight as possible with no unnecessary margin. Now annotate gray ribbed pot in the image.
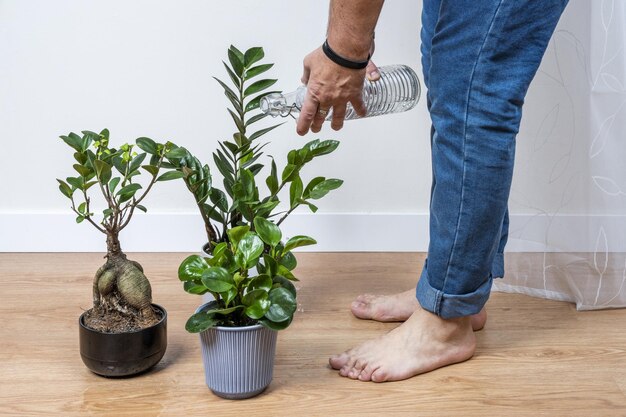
[196,301,278,399]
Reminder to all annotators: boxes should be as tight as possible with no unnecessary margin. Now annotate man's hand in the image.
[297,45,380,136]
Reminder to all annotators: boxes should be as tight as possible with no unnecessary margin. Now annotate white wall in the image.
[1,0,619,252]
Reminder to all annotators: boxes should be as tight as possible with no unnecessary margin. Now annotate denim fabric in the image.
[416,0,569,318]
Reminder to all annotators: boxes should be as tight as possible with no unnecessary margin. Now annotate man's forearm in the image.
[327,0,384,61]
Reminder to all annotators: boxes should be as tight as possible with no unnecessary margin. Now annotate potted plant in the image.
[57,129,183,376]
[170,46,343,399]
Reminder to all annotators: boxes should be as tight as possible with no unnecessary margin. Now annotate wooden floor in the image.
[1,253,625,416]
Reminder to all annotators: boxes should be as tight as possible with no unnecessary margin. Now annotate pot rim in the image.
[195,301,267,332]
[79,303,167,335]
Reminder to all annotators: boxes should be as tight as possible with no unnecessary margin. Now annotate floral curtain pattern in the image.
[494,0,626,309]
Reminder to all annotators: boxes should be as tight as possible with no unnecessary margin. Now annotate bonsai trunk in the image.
[92,230,157,324]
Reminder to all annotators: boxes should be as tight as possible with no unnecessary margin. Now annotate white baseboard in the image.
[2,212,626,252]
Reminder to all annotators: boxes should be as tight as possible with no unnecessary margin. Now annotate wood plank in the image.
[0,253,625,416]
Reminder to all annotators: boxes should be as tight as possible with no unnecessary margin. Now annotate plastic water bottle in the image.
[260,65,421,121]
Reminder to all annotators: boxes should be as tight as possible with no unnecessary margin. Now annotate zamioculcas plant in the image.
[57,129,184,330]
[166,46,344,332]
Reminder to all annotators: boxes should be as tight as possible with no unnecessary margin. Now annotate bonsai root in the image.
[91,255,158,328]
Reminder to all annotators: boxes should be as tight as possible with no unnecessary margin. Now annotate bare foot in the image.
[351,289,487,330]
[329,306,476,382]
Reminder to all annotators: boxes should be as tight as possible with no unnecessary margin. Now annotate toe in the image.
[358,364,378,381]
[348,359,366,379]
[339,355,358,377]
[370,368,389,383]
[329,352,350,369]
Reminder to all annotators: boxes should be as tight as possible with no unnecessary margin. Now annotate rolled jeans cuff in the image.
[416,266,493,319]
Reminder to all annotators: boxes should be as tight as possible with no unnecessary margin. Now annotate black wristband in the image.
[322,40,370,70]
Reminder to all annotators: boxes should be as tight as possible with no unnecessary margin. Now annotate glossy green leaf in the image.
[243,79,277,97]
[222,61,240,88]
[249,274,273,292]
[227,225,250,248]
[243,47,264,68]
[253,217,281,247]
[245,63,273,79]
[165,148,187,159]
[178,254,210,281]
[273,275,296,297]
[235,232,264,268]
[283,235,317,253]
[136,137,158,155]
[156,170,185,181]
[227,48,244,76]
[281,164,298,182]
[243,289,270,319]
[265,287,297,323]
[309,179,343,199]
[258,316,292,330]
[185,311,218,333]
[60,133,83,152]
[248,123,281,141]
[279,251,297,271]
[201,267,234,292]
[183,280,208,295]
[73,164,92,177]
[129,153,146,173]
[289,174,303,208]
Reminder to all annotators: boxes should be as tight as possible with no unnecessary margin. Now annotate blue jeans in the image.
[416,0,569,318]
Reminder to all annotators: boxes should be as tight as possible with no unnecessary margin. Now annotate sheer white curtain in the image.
[494,0,626,309]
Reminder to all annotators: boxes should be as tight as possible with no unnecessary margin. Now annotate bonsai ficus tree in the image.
[57,129,185,329]
[168,46,344,331]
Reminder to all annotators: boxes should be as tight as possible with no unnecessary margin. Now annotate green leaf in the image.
[282,164,298,182]
[185,312,218,333]
[136,204,147,213]
[128,153,146,173]
[309,179,344,199]
[60,133,83,152]
[66,176,84,190]
[245,63,273,79]
[75,215,85,224]
[245,113,268,127]
[116,183,142,196]
[184,280,208,295]
[249,123,282,141]
[222,61,240,88]
[258,316,292,331]
[156,170,185,182]
[249,274,273,292]
[103,208,113,218]
[108,177,121,193]
[299,199,319,213]
[141,165,159,176]
[228,108,245,135]
[73,164,92,177]
[136,137,158,155]
[94,160,112,183]
[303,176,326,198]
[238,168,255,201]
[273,275,297,297]
[78,202,87,214]
[201,267,234,292]
[74,152,88,165]
[235,232,264,268]
[284,235,317,253]
[227,225,250,248]
[227,48,244,76]
[84,181,98,191]
[306,139,340,157]
[289,174,303,208]
[165,147,187,159]
[209,188,229,212]
[263,254,278,277]
[57,179,73,198]
[279,251,297,271]
[254,217,282,247]
[243,79,277,97]
[243,47,264,68]
[178,254,209,281]
[265,287,297,323]
[242,289,270,320]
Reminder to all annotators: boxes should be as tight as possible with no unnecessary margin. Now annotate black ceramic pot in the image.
[79,304,167,377]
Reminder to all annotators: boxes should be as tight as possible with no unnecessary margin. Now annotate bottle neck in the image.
[260,87,306,117]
